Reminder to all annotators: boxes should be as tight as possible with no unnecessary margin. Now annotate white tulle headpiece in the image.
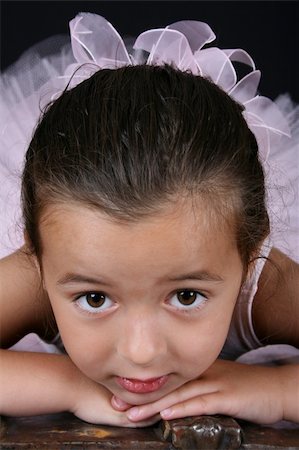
[59,12,290,162]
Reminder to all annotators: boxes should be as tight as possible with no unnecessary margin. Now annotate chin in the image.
[119,390,166,406]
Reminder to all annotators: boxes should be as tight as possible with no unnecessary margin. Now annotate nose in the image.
[117,312,167,367]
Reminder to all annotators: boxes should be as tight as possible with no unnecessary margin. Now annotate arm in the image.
[0,350,78,416]
[252,247,299,348]
[0,348,158,426]
[122,359,299,425]
[0,348,153,426]
[120,248,299,424]
[252,247,299,423]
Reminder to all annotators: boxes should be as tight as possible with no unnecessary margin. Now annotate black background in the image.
[1,1,298,101]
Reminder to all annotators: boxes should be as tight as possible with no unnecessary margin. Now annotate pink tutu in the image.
[0,12,298,261]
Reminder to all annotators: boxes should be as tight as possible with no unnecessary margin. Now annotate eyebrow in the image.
[166,271,224,283]
[57,273,111,287]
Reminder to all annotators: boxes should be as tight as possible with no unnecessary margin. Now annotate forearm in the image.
[280,364,299,423]
[0,349,82,416]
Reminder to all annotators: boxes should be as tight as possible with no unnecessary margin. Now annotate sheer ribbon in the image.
[57,12,290,162]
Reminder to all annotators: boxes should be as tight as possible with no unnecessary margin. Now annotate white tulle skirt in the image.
[1,34,298,261]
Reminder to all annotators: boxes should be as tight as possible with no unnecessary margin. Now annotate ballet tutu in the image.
[0,13,298,261]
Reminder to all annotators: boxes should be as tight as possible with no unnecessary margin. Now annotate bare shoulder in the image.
[0,248,56,348]
[252,247,299,347]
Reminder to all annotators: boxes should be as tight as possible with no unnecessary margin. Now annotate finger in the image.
[111,395,132,411]
[101,410,161,428]
[126,413,162,428]
[160,391,233,420]
[127,381,217,422]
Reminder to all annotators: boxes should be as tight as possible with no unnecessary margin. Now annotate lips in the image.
[116,375,169,393]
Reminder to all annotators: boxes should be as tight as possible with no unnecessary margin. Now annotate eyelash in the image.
[73,289,208,316]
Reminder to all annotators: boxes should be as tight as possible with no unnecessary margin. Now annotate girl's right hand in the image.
[70,374,160,427]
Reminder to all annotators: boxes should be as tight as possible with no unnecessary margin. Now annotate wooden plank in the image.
[1,413,299,449]
[0,413,169,449]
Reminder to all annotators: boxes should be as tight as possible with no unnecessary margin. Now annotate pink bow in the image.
[60,12,290,162]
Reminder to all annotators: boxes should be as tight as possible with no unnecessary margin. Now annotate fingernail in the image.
[160,408,174,419]
[112,396,128,408]
[127,407,140,420]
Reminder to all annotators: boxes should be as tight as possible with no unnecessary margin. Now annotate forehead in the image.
[39,199,239,275]
[40,197,233,241]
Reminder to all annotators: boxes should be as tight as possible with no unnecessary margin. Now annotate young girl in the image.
[0,13,298,427]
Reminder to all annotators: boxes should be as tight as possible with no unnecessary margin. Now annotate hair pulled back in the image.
[22,64,269,268]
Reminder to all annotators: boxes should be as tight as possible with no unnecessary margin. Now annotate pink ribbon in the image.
[58,12,290,162]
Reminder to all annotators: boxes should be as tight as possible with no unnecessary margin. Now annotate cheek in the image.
[49,300,113,375]
[175,331,222,373]
[61,323,113,379]
[172,311,233,376]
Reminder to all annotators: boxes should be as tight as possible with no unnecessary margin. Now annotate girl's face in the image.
[40,200,243,405]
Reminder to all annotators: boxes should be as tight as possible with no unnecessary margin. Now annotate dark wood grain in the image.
[0,413,168,449]
[1,413,299,449]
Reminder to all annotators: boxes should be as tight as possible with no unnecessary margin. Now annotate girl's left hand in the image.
[122,360,288,425]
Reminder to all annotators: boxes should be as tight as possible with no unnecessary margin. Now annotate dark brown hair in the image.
[22,64,269,268]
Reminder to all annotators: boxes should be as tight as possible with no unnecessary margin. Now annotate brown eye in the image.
[75,292,114,314]
[86,293,106,308]
[177,290,198,306]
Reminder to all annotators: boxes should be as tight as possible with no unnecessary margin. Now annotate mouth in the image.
[116,375,169,394]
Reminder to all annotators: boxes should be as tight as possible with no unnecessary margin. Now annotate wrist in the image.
[61,357,91,414]
[65,361,102,416]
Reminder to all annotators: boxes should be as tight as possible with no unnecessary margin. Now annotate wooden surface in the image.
[1,413,299,449]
